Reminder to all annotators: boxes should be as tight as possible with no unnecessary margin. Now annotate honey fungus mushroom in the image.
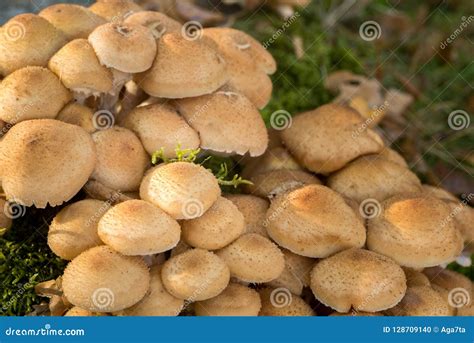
[89,0,143,22]
[124,11,182,38]
[225,194,269,237]
[259,288,315,316]
[56,103,96,133]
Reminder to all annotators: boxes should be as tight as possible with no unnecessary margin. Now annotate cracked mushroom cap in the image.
[181,196,245,250]
[258,288,315,316]
[39,4,106,40]
[121,103,200,158]
[89,0,142,22]
[124,11,181,38]
[216,233,285,283]
[0,119,96,208]
[310,248,407,313]
[135,32,228,98]
[62,245,150,312]
[98,199,180,255]
[0,198,13,231]
[195,283,261,316]
[0,14,67,76]
[175,90,268,156]
[327,154,422,203]
[91,127,149,192]
[367,195,464,268]
[48,199,109,260]
[0,66,71,123]
[139,162,221,220]
[56,103,96,133]
[266,184,366,258]
[225,194,269,237]
[161,248,230,301]
[281,104,384,174]
[89,23,156,73]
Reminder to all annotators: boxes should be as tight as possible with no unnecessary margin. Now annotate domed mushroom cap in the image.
[0,14,67,76]
[139,162,221,220]
[258,288,315,316]
[403,267,431,287]
[64,307,98,316]
[378,147,408,168]
[0,66,71,123]
[49,39,113,95]
[91,127,149,192]
[327,155,422,203]
[124,11,181,38]
[121,103,200,157]
[135,33,228,98]
[195,283,261,316]
[39,4,106,40]
[182,196,245,250]
[422,185,459,202]
[330,310,383,316]
[119,265,184,316]
[367,195,464,268]
[161,248,230,301]
[62,246,150,312]
[310,248,407,313]
[56,103,96,133]
[266,263,303,296]
[225,194,269,237]
[48,199,109,260]
[266,185,366,258]
[281,249,314,287]
[98,199,180,255]
[0,119,96,208]
[89,0,142,22]
[242,147,302,179]
[175,90,268,156]
[216,233,285,283]
[423,267,473,294]
[281,104,384,174]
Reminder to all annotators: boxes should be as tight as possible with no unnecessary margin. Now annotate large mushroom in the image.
[258,288,315,316]
[89,0,143,22]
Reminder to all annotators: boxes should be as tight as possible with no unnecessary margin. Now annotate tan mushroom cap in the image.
[124,11,181,38]
[327,154,422,203]
[119,265,184,316]
[0,119,96,208]
[62,246,150,312]
[49,39,113,95]
[367,195,464,268]
[310,248,407,313]
[0,198,13,231]
[0,66,71,123]
[422,185,459,202]
[241,147,302,179]
[266,263,303,296]
[281,249,314,287]
[64,307,98,316]
[121,103,200,157]
[161,248,230,301]
[195,283,261,316]
[423,267,473,295]
[98,199,180,255]
[266,185,366,258]
[89,0,142,22]
[0,14,67,76]
[135,33,228,98]
[56,103,96,133]
[91,127,149,192]
[48,199,109,260]
[378,147,408,168]
[175,90,268,156]
[258,288,315,316]
[139,162,221,220]
[39,4,106,40]
[330,310,383,316]
[182,196,245,250]
[224,194,269,237]
[281,104,384,174]
[403,267,431,287]
[216,233,285,283]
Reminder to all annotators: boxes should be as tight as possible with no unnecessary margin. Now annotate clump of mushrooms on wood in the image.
[0,0,472,317]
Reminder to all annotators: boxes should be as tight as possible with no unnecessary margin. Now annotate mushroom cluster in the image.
[0,1,472,317]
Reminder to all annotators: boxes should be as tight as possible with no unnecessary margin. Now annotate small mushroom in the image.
[403,267,431,287]
[56,103,96,133]
[89,0,143,22]
[258,288,315,316]
[241,146,302,179]
[64,307,98,316]
[310,248,407,313]
[124,11,182,38]
[281,249,315,287]
[224,194,269,237]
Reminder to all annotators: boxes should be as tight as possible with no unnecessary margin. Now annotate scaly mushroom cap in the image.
[195,283,261,316]
[367,195,464,268]
[241,147,302,179]
[258,288,315,316]
[281,104,384,174]
[48,199,108,260]
[89,23,156,73]
[91,127,149,192]
[327,154,422,203]
[139,162,221,220]
[39,4,106,40]
[121,103,200,157]
[119,265,184,316]
[161,248,230,301]
[403,267,431,287]
[49,39,113,95]
[281,249,314,287]
[0,14,67,76]
[225,194,269,237]
[64,307,98,316]
[378,147,409,168]
[182,196,245,250]
[266,263,303,296]
[423,267,473,295]
[56,103,96,133]
[0,119,96,208]
[62,246,150,312]
[266,185,366,258]
[89,0,142,22]
[0,66,71,123]
[135,33,228,98]
[0,198,13,231]
[216,233,285,283]
[98,199,180,255]
[310,248,407,313]
[124,11,181,38]
[175,90,268,156]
